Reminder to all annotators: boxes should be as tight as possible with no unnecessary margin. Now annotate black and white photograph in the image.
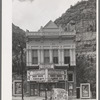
[11,0,97,100]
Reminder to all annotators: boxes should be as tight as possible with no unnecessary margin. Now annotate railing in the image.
[26,31,76,36]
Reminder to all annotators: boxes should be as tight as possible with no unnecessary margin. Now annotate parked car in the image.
[49,88,68,100]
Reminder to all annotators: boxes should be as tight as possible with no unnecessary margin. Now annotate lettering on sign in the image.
[27,70,45,81]
[48,70,65,81]
[27,69,67,82]
[39,64,54,69]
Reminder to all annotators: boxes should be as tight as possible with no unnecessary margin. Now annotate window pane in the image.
[32,50,38,57]
[53,57,58,64]
[44,50,49,57]
[68,73,73,81]
[44,50,49,64]
[32,57,38,64]
[64,49,70,64]
[53,49,58,57]
[53,50,58,64]
[32,50,38,64]
[64,49,70,57]
[44,57,49,64]
[64,57,70,64]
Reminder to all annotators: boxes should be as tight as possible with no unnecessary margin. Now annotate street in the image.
[12,96,45,100]
[12,96,96,100]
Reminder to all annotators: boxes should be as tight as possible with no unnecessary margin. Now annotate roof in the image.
[26,20,76,38]
[38,20,64,33]
[43,20,59,29]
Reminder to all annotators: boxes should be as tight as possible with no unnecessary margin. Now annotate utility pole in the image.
[65,70,67,91]
[18,44,24,100]
[21,48,24,100]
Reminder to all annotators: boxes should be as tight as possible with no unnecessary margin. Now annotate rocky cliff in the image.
[54,0,96,56]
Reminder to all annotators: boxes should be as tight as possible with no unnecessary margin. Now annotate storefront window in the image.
[32,50,38,64]
[57,82,65,89]
[40,84,46,91]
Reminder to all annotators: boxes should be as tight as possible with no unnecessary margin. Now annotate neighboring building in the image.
[26,20,76,98]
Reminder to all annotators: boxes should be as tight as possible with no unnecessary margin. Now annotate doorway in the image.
[76,87,80,98]
[30,84,38,96]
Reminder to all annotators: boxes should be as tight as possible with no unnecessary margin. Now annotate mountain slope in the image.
[54,0,96,97]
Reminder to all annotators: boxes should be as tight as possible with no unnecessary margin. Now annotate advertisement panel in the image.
[80,83,91,99]
[27,70,45,82]
[48,69,65,82]
[13,80,22,96]
[27,69,67,82]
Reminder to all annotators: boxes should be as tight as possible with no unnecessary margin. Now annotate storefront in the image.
[28,81,66,97]
[26,20,76,98]
[26,69,68,97]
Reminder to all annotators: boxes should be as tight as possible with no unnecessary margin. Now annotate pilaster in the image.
[49,49,53,63]
[29,50,32,66]
[38,49,41,64]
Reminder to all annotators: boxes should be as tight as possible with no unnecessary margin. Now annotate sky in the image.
[13,0,81,31]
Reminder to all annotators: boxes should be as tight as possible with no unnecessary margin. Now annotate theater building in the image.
[26,20,76,98]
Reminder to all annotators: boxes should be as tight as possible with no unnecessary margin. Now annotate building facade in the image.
[26,20,76,98]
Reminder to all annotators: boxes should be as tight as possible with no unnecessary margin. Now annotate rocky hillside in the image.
[54,0,96,97]
[55,0,96,55]
[12,0,96,97]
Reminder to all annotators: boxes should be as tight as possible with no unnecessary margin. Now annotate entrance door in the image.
[30,84,38,96]
[76,87,80,98]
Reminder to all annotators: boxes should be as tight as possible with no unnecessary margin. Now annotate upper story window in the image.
[64,49,70,64]
[32,50,38,64]
[53,49,58,64]
[44,49,50,64]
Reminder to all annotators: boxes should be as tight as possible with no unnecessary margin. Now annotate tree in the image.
[12,24,26,75]
[76,54,96,98]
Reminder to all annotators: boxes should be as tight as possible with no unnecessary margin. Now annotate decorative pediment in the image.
[43,20,59,29]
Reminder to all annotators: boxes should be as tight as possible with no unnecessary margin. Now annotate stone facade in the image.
[26,20,76,98]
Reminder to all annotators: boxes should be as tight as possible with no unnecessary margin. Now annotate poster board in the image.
[80,83,91,99]
[13,80,22,96]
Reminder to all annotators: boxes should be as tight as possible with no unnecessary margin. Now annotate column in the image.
[29,50,32,66]
[49,49,53,64]
[38,49,41,65]
[58,49,61,65]
[61,49,64,65]
[70,49,76,66]
[73,67,76,97]
[40,49,44,64]
[26,50,29,66]
[70,49,73,66]
[65,70,68,91]
[26,81,30,96]
[73,49,76,66]
[45,69,48,82]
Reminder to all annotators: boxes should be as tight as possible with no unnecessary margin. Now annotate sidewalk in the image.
[12,96,96,100]
[12,96,45,100]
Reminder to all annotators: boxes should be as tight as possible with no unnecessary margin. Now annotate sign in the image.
[13,80,22,96]
[48,70,65,82]
[27,70,45,81]
[27,69,67,82]
[39,64,54,69]
[80,83,91,98]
